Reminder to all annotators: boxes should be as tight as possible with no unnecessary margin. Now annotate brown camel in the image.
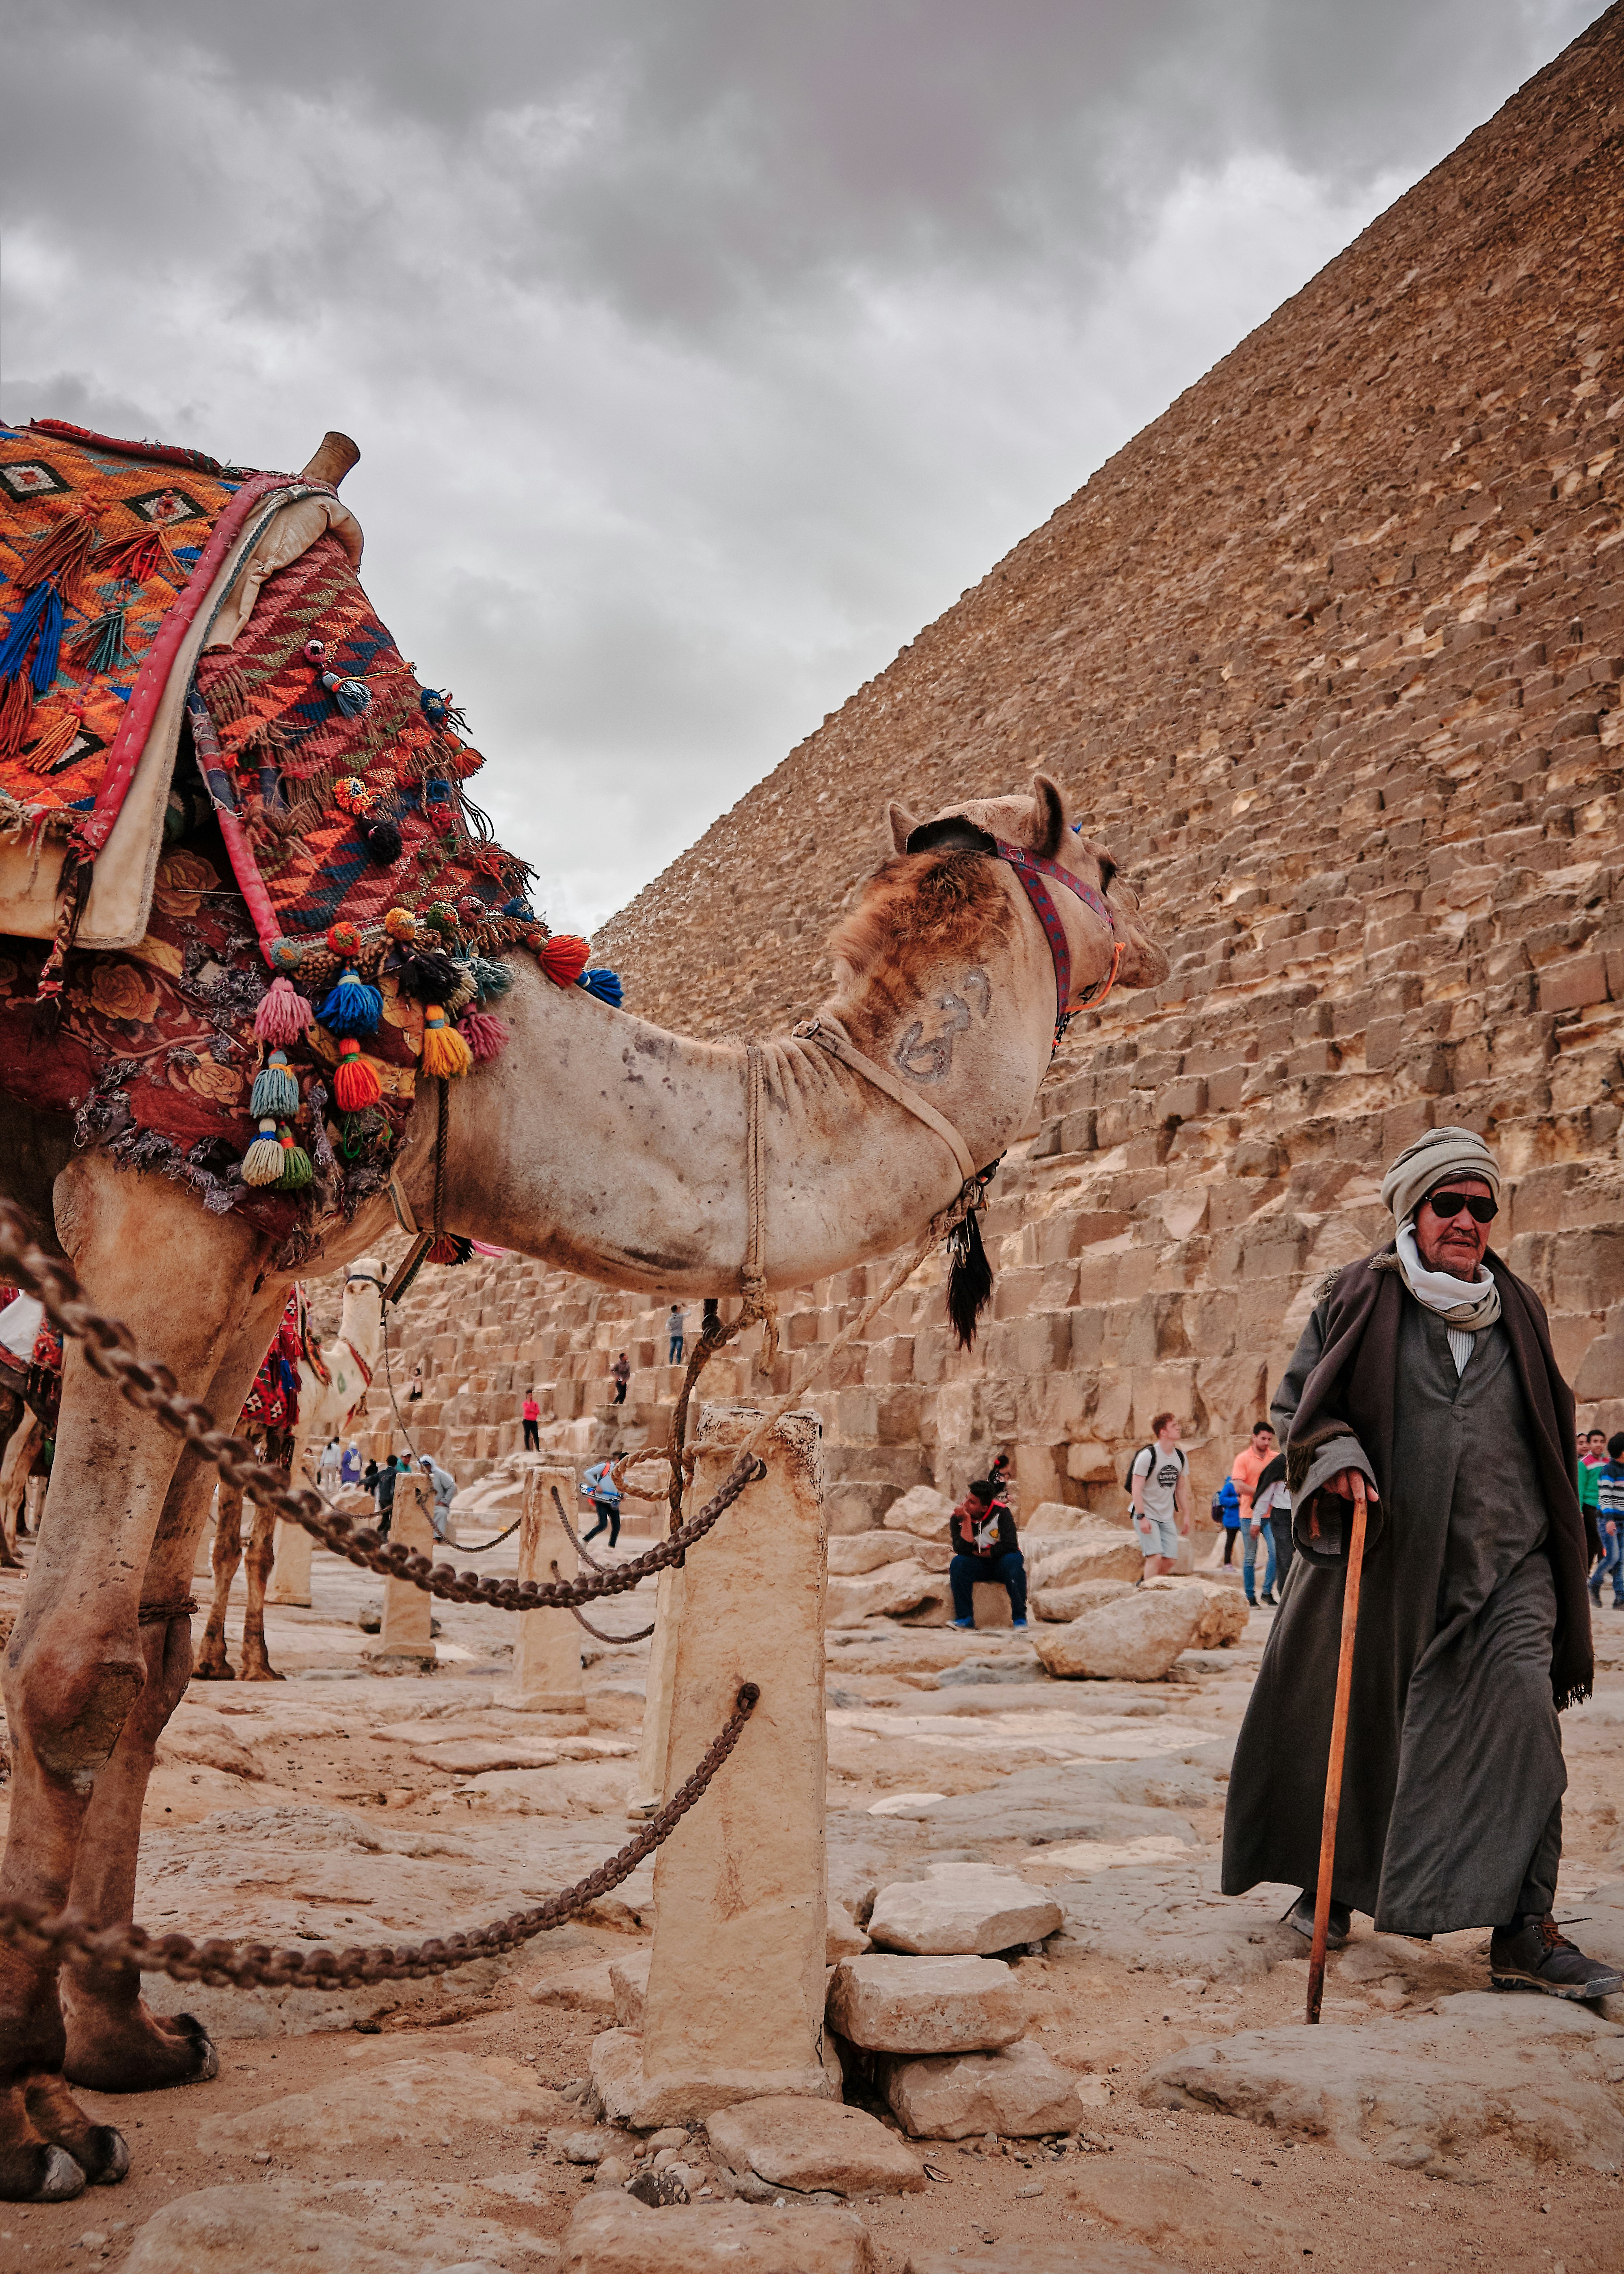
[194,1262,385,1682]
[0,750,1165,2199]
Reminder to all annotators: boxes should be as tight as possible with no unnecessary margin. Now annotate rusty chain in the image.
[0,1685,758,1989]
[452,1513,523,1554]
[0,1201,762,1613]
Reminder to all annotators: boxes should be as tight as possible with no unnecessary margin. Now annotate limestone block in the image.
[826,1905,869,1960]
[827,1955,1027,2053]
[1143,1575,1248,1647]
[197,2049,556,2160]
[827,1533,915,1575]
[881,2038,1083,2139]
[123,2185,523,2273]
[1029,1588,1204,1681]
[867,1863,1061,1956]
[705,2095,925,2196]
[1145,1993,1624,2173]
[1031,1534,1145,1589]
[611,1948,652,2027]
[564,2189,877,2273]
[826,1561,944,1626]
[376,1475,435,1663]
[970,1579,1014,1629]
[509,1459,585,1710]
[883,1484,954,1537]
[1032,1578,1137,1622]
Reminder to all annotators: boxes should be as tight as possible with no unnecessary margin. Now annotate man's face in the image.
[1587,1430,1607,1463]
[1158,1420,1181,1446]
[1252,1427,1274,1455]
[1414,1176,1494,1278]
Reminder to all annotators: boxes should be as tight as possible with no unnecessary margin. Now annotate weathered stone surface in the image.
[868,1863,1062,1955]
[826,1562,945,1627]
[905,2245,1191,2274]
[1146,1993,1624,2172]
[883,1486,953,1538]
[591,2028,837,2131]
[881,2038,1083,2138]
[1032,1540,1144,1591]
[608,1949,650,2030]
[1143,1576,1248,1648]
[197,2051,557,2159]
[1017,1502,1086,1536]
[827,1954,1027,2053]
[826,1905,870,1960]
[828,1533,915,1575]
[563,2189,876,2272]
[1032,1578,1137,1623]
[1030,1590,1204,1681]
[123,2183,541,2272]
[705,2094,924,2196]
[1060,2147,1286,2259]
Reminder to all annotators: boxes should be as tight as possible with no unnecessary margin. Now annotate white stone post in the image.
[626,1563,683,1818]
[594,1404,831,2125]
[376,1473,436,1665]
[267,1518,313,1606]
[507,1460,585,1713]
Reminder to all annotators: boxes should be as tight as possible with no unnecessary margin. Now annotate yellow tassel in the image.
[421,1002,473,1079]
[242,1118,285,1186]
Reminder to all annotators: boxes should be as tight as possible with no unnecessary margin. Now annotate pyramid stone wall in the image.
[328,10,1624,1523]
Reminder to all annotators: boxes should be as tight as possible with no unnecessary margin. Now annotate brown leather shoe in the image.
[1490,1915,1622,2001]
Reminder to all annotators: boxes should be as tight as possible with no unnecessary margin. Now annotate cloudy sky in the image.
[1,1,1604,932]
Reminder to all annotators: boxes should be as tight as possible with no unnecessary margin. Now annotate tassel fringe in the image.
[333,1038,382,1111]
[254,976,314,1045]
[242,1120,285,1187]
[421,1004,473,1078]
[249,1051,300,1118]
[458,1009,509,1063]
[317,966,382,1036]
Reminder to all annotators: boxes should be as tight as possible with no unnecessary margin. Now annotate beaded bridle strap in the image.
[993,838,1122,1042]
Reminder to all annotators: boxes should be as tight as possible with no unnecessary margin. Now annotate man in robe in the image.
[1222,1125,1620,1998]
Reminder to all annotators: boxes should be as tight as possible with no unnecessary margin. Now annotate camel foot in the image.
[64,2004,218,2095]
[0,2073,131,2199]
[238,1661,285,1683]
[2,2140,86,2202]
[192,1658,235,1681]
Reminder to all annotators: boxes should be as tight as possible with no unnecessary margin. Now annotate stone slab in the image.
[880,2037,1083,2138]
[828,1954,1026,2053]
[905,2246,1190,2274]
[705,2094,925,2196]
[591,2026,834,2131]
[196,2049,558,2160]
[1030,1590,1204,1681]
[1145,1991,1624,2172]
[122,2183,549,2273]
[1031,1537,1145,1589]
[867,1863,1062,1955]
[563,2188,875,2272]
[882,1486,953,1538]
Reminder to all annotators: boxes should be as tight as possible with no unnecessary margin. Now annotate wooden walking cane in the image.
[1306,1470,1369,2025]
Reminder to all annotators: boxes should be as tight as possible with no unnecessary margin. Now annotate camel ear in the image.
[888,800,921,854]
[1030,772,1067,858]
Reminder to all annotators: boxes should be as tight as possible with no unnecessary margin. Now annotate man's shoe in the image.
[1261,1589,1277,1606]
[1490,1915,1623,2001]
[1243,1592,1257,1608]
[1590,1587,1604,1607]
[1285,1891,1350,1948]
[1011,1617,1028,1630]
[950,1618,975,1631]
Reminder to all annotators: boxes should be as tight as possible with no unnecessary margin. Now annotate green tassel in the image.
[242,1118,284,1187]
[275,1124,314,1190]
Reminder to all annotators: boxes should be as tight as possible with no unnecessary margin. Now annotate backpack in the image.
[1122,1444,1155,1494]
[1211,1476,1240,1528]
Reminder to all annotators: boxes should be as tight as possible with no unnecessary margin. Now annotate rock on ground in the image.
[1031,1537,1145,1589]
[1018,1502,1088,1537]
[826,1562,946,1627]
[121,2184,538,2272]
[827,1954,1027,2053]
[1145,1991,1624,2172]
[1029,1590,1204,1681]
[883,1486,954,1537]
[562,2188,875,2271]
[828,1534,916,1575]
[196,2050,556,2159]
[1143,1576,1248,1648]
[1032,1578,1137,1623]
[881,2037,1083,2138]
[610,1948,652,2027]
[1061,2146,1288,2259]
[705,2094,924,2195]
[868,1862,1061,1955]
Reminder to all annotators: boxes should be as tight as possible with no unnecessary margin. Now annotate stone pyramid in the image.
[341,9,1624,1526]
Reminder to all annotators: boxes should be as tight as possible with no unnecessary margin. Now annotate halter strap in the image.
[992,838,1121,1041]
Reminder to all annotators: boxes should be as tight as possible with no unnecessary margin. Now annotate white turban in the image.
[1380,1124,1501,1227]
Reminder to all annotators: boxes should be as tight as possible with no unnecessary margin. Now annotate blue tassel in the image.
[0,581,66,693]
[317,964,383,1036]
[320,670,373,716]
[471,954,513,999]
[502,896,534,921]
[578,968,623,1008]
[73,608,130,674]
[250,1051,300,1118]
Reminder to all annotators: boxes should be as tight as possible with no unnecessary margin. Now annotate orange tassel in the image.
[98,523,181,586]
[540,934,591,986]
[20,507,99,595]
[332,1037,382,1111]
[23,701,85,774]
[0,677,35,762]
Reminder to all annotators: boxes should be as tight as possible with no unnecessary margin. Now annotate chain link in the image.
[0,1686,758,1989]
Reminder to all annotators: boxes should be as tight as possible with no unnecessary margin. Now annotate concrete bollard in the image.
[507,1460,585,1712]
[592,1403,831,2126]
[375,1473,436,1665]
[267,1517,313,1606]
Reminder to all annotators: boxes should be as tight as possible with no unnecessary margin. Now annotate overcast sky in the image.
[1,2,1604,933]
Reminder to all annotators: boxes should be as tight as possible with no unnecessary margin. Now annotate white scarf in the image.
[1396,1222,1501,1333]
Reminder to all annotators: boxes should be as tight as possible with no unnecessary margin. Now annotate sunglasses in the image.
[1424,1190,1498,1224]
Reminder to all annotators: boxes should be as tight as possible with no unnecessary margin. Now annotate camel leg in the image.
[58,1288,276,2094]
[192,1480,245,1681]
[0,1164,267,2201]
[237,1497,285,1682]
[0,1409,34,1570]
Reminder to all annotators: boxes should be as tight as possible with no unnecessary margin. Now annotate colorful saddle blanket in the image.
[241,1288,302,1440]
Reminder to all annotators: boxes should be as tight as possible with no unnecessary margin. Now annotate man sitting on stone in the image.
[1222,1124,1620,1999]
[948,1476,1027,1631]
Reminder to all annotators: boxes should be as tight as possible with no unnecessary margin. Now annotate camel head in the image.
[881,772,1169,995]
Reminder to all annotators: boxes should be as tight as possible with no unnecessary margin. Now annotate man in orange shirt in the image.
[1230,1420,1277,1606]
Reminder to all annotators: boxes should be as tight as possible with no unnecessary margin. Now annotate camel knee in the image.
[7,1646,146,1785]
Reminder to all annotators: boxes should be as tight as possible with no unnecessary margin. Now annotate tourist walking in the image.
[947,1475,1027,1630]
[666,1305,686,1366]
[419,1454,456,1541]
[1223,1125,1619,1998]
[1231,1420,1277,1604]
[1248,1448,1294,1598]
[362,1456,378,1502]
[522,1392,540,1452]
[611,1352,630,1404]
[375,1452,400,1540]
[1592,1432,1624,1610]
[317,1435,342,1492]
[1129,1414,1190,1578]
[341,1440,362,1486]
[580,1458,622,1548]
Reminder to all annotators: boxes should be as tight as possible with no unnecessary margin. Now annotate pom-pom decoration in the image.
[326,921,361,956]
[540,934,590,987]
[268,935,305,973]
[578,967,624,1008]
[421,1003,473,1079]
[275,1124,314,1190]
[502,897,535,921]
[423,778,456,835]
[317,964,382,1036]
[250,1050,300,1119]
[458,1009,510,1063]
[425,901,458,937]
[360,816,402,866]
[253,975,314,1045]
[303,640,326,662]
[390,943,460,1003]
[456,894,485,923]
[332,1036,382,1111]
[332,775,378,816]
[383,906,417,942]
[242,1118,285,1187]
[419,687,466,731]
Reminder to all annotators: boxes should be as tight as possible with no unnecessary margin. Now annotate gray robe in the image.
[1221,1284,1565,1932]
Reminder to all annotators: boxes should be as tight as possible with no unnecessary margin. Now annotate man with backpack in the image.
[580,1458,622,1549]
[1129,1414,1190,1577]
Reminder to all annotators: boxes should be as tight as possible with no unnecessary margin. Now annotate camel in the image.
[194,1262,385,1682]
[0,1403,41,1569]
[0,740,1166,2195]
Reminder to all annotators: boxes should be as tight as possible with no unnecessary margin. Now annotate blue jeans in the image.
[668,1336,684,1365]
[1592,1520,1622,1603]
[1242,1521,1276,1601]
[950,1550,1026,1625]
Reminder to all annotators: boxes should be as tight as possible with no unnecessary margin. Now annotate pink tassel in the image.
[255,975,315,1045]
[458,1009,510,1064]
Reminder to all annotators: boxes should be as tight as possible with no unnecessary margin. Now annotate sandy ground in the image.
[2,1527,1624,2273]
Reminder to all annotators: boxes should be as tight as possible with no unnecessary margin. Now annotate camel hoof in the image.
[240,1666,285,1683]
[174,2014,220,2082]
[32,2144,86,2202]
[83,2125,130,2185]
[192,1662,235,1681]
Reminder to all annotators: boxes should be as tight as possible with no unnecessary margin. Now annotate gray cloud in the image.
[1,1,1604,929]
